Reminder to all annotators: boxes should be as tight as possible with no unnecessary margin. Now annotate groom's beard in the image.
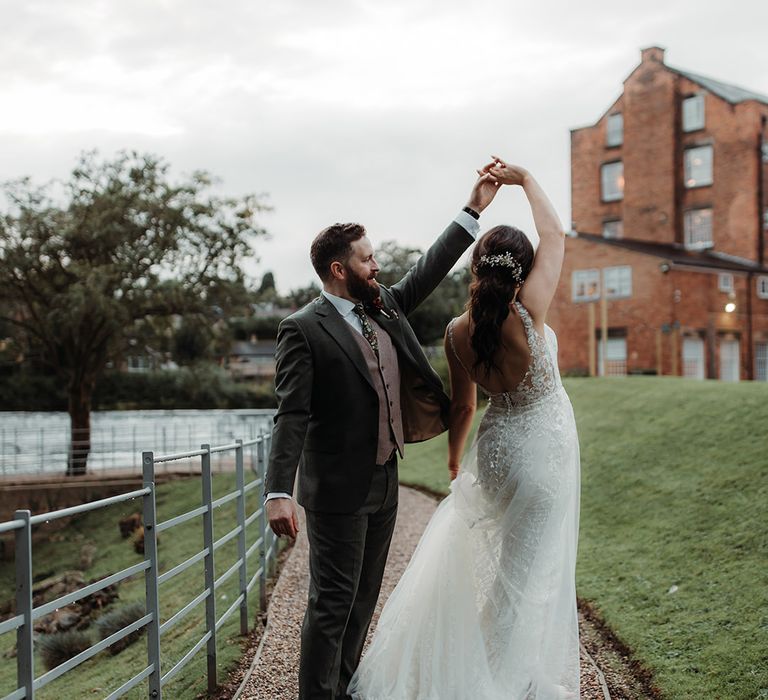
[345,266,381,305]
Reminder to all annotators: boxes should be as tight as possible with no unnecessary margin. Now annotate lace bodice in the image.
[447,301,560,409]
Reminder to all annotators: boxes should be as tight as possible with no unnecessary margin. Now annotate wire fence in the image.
[0,431,279,699]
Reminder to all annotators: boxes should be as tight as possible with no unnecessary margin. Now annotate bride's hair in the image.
[468,225,535,376]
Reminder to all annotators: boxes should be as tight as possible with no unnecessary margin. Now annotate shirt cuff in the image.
[454,210,481,239]
[265,492,292,502]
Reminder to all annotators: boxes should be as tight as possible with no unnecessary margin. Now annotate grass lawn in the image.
[399,377,768,700]
[0,469,276,699]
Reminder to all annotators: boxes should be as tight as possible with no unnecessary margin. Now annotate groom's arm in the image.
[265,317,312,497]
[388,215,478,316]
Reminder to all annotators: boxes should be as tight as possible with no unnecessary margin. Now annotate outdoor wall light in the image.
[725,302,736,313]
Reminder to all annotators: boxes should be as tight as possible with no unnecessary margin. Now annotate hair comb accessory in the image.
[477,251,523,284]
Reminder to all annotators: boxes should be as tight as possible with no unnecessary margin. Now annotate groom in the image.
[265,168,499,700]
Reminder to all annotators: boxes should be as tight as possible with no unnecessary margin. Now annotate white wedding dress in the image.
[348,301,581,700]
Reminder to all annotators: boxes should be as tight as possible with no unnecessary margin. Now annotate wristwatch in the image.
[462,206,480,220]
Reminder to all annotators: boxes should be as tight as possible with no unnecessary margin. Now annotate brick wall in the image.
[548,236,768,379]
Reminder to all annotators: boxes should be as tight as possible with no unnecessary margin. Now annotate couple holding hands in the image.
[265,157,580,700]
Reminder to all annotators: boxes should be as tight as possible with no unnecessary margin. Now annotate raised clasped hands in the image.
[466,156,530,214]
[481,155,530,187]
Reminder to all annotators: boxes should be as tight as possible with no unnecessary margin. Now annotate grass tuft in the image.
[37,629,92,671]
[95,601,147,655]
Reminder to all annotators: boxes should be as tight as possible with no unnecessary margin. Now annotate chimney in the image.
[640,46,666,65]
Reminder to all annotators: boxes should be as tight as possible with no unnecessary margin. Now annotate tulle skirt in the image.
[349,387,581,700]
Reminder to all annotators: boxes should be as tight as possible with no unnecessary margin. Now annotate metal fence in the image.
[0,431,279,699]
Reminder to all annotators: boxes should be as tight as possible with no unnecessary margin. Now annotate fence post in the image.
[201,444,218,693]
[15,510,34,700]
[235,439,248,635]
[257,434,268,614]
[142,452,163,699]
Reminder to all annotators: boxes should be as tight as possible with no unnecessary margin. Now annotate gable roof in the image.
[572,232,768,274]
[670,67,768,106]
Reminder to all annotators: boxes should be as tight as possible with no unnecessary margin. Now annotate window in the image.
[572,269,600,302]
[756,343,768,381]
[604,266,632,299]
[601,161,624,201]
[682,94,705,131]
[606,113,623,146]
[684,145,713,187]
[683,337,705,379]
[127,356,151,373]
[598,337,627,376]
[719,338,740,382]
[718,273,734,293]
[603,220,623,239]
[758,276,768,299]
[684,208,713,249]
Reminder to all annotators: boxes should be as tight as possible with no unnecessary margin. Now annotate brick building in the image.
[548,46,768,381]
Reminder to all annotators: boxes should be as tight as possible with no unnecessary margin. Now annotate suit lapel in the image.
[314,297,376,391]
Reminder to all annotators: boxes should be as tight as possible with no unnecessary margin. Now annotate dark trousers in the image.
[299,457,399,700]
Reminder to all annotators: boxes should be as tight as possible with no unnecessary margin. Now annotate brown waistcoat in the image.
[349,315,405,464]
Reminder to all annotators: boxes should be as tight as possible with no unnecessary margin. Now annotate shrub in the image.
[95,601,147,655]
[92,365,275,409]
[0,371,67,410]
[38,629,92,670]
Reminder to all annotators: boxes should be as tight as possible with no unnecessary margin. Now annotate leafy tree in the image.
[284,282,321,310]
[258,271,276,294]
[375,241,471,343]
[0,151,269,474]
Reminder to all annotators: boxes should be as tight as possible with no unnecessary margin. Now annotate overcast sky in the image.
[2,0,767,293]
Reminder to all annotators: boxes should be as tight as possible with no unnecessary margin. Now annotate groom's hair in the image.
[311,223,367,281]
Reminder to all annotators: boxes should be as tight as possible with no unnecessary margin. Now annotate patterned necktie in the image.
[352,304,379,357]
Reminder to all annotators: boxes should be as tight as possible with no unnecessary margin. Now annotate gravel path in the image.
[237,486,611,699]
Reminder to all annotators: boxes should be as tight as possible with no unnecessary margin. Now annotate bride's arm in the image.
[444,326,477,480]
[488,159,565,325]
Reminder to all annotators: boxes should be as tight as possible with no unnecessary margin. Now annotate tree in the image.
[284,282,321,310]
[0,151,269,474]
[375,241,471,343]
[258,271,276,294]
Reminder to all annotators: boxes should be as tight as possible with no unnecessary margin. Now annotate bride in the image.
[348,158,580,700]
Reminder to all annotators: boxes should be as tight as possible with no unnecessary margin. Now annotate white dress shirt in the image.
[266,211,480,502]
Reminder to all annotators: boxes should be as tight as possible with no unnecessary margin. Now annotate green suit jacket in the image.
[265,221,474,513]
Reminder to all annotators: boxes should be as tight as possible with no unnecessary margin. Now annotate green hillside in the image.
[399,377,768,700]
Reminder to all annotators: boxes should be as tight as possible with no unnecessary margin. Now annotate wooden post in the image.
[671,326,680,376]
[656,328,663,376]
[588,302,596,377]
[600,290,608,377]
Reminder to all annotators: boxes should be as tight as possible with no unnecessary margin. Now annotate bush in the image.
[93,365,275,409]
[1,363,278,411]
[0,371,66,410]
[38,629,92,670]
[95,601,147,655]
